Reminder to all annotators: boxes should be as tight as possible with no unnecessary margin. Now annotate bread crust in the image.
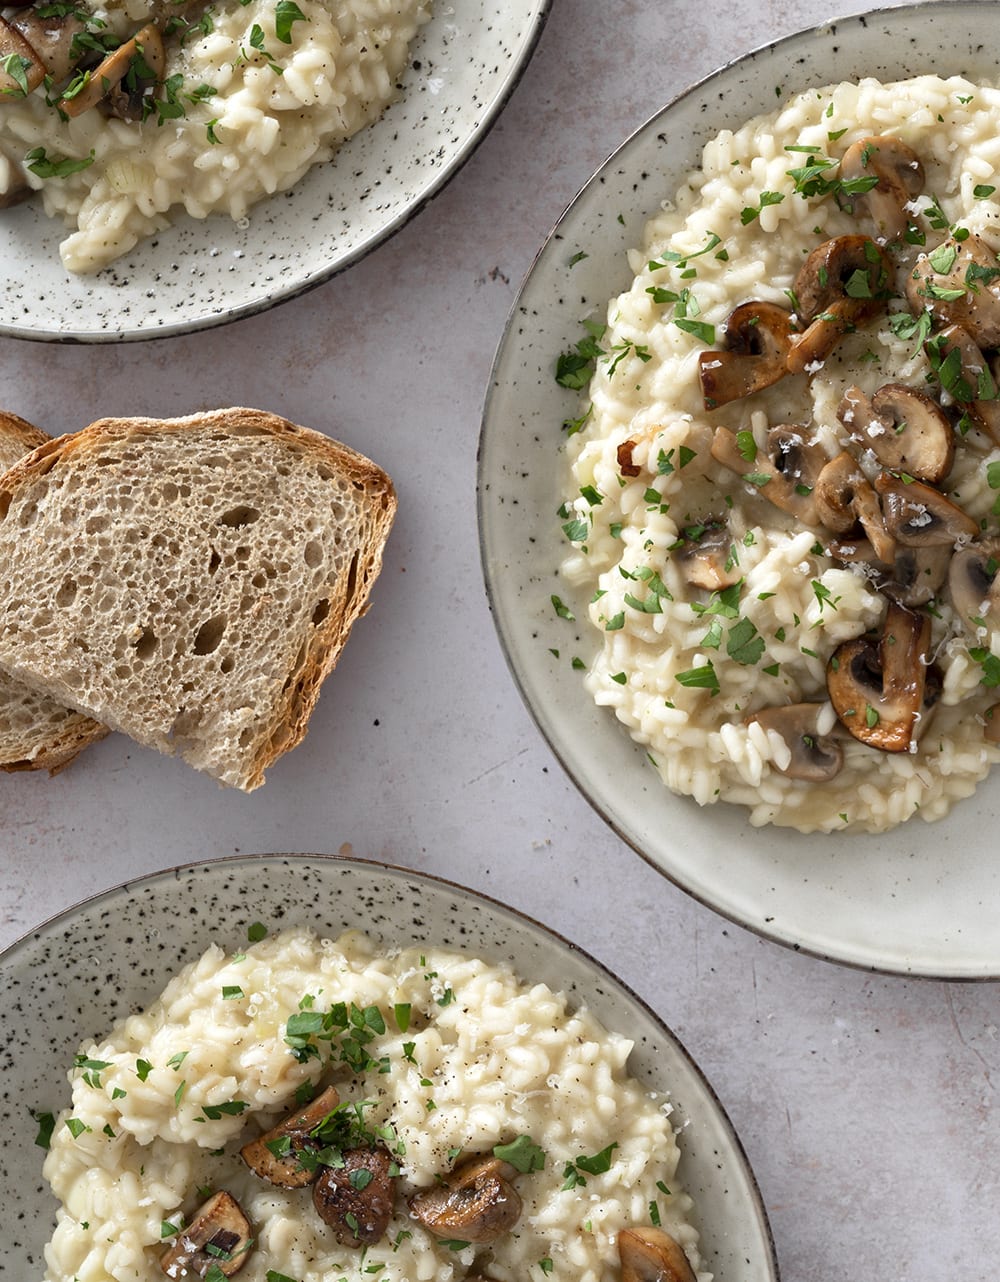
[0,412,108,774]
[0,408,396,789]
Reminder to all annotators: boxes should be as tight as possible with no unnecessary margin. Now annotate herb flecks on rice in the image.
[560,75,1000,833]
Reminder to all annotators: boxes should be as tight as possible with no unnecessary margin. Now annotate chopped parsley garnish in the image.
[647,231,721,272]
[675,663,720,693]
[561,1141,619,1190]
[248,921,268,942]
[494,1135,546,1173]
[740,190,784,224]
[605,340,652,378]
[200,1100,249,1121]
[274,0,307,42]
[0,53,33,97]
[25,147,95,179]
[32,1110,55,1150]
[726,617,765,666]
[887,308,932,358]
[970,647,1000,687]
[74,1055,113,1088]
[555,319,605,390]
[562,516,589,543]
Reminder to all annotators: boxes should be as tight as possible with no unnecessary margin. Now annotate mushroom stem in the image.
[787,235,892,374]
[838,135,924,245]
[836,382,955,485]
[874,472,978,547]
[159,1191,253,1279]
[710,424,826,524]
[924,323,1000,443]
[240,1084,341,1188]
[698,300,794,408]
[618,1226,697,1282]
[746,702,844,782]
[906,234,1000,348]
[409,1154,522,1245]
[826,600,932,752]
[813,452,895,563]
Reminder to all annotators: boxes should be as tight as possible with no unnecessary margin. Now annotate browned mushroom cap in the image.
[409,1154,522,1245]
[923,323,1000,442]
[240,1084,340,1188]
[787,236,892,374]
[874,471,978,547]
[881,544,952,607]
[698,300,795,409]
[674,520,740,590]
[103,24,167,121]
[160,1191,253,1278]
[8,6,85,84]
[826,600,931,752]
[813,452,895,563]
[826,536,951,608]
[618,1226,697,1282]
[0,16,46,98]
[59,23,164,118]
[312,1146,395,1247]
[837,383,954,485]
[947,537,1000,633]
[746,703,844,782]
[710,424,826,524]
[838,136,924,245]
[906,234,1000,348]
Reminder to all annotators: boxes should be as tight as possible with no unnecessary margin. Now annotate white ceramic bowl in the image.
[0,1,550,342]
[479,0,1000,978]
[0,853,777,1281]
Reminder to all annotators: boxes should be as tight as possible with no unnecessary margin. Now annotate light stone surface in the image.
[0,2,997,1280]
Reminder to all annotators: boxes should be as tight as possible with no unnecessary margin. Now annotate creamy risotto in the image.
[559,75,1000,834]
[41,927,705,1282]
[0,0,430,272]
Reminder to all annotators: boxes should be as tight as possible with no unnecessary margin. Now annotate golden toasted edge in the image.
[0,412,109,774]
[0,408,397,789]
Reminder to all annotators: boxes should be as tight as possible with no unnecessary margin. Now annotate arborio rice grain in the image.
[41,927,707,1282]
[0,0,430,272]
[560,76,1000,833]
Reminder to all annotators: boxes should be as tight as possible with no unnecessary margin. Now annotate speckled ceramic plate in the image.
[479,1,1000,978]
[0,853,776,1281]
[0,2,550,343]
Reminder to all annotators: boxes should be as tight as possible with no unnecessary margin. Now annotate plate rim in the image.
[477,0,1000,981]
[1,849,780,1282]
[2,0,553,345]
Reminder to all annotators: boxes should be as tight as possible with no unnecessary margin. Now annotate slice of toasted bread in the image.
[0,408,396,790]
[0,412,108,774]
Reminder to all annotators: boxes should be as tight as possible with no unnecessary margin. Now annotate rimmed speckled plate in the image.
[0,853,777,1281]
[479,1,1000,978]
[0,1,550,342]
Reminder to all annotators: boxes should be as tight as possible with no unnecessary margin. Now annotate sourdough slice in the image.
[0,409,396,790]
[0,412,108,773]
